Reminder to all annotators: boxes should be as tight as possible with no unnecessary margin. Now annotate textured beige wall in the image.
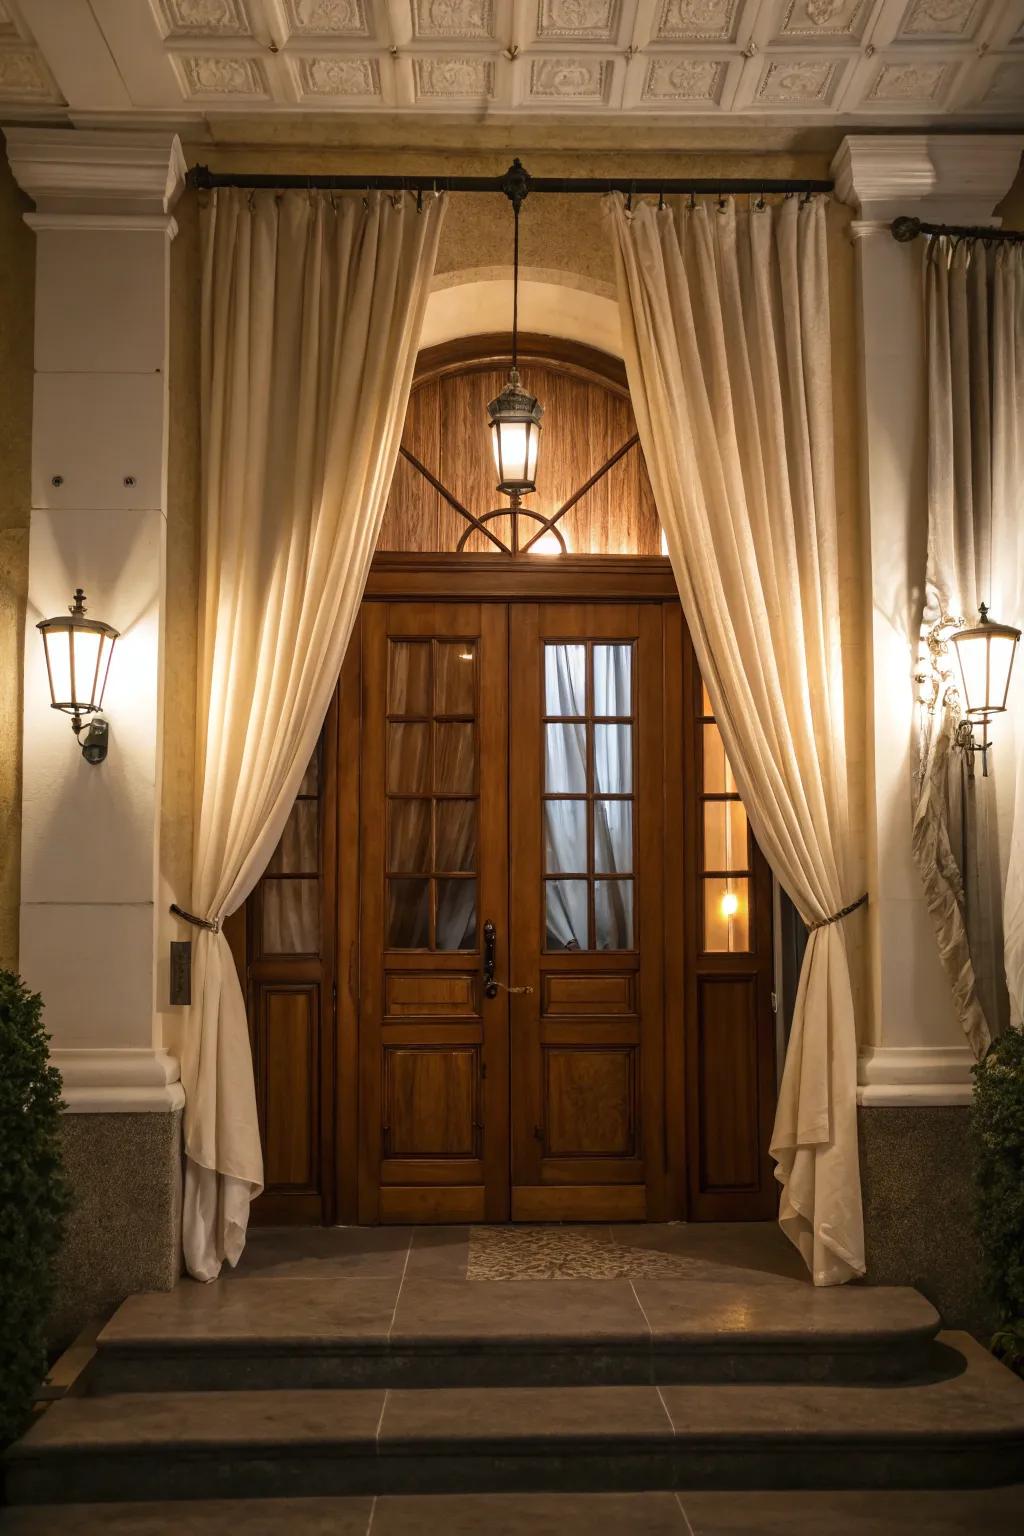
[158,189,201,956]
[0,133,33,974]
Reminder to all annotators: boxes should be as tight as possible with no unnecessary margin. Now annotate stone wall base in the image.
[50,1109,182,1350]
[859,1103,992,1337]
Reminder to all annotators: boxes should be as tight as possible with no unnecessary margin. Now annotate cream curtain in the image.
[180,187,445,1281]
[607,193,865,1285]
[918,237,1024,1044]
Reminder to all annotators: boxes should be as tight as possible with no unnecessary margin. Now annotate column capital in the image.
[832,133,1024,226]
[4,127,186,228]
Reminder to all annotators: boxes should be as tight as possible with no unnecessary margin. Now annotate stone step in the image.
[89,1277,941,1391]
[4,1488,1024,1536]
[8,1334,1024,1505]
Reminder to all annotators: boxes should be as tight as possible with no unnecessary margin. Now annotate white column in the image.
[6,129,186,1113]
[833,135,1024,1108]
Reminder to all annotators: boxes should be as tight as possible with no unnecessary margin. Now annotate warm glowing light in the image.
[950,604,1020,720]
[458,651,474,661]
[720,891,740,919]
[37,588,118,730]
[660,528,669,556]
[488,371,543,496]
[531,530,563,557]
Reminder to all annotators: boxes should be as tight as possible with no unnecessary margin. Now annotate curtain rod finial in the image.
[891,215,922,243]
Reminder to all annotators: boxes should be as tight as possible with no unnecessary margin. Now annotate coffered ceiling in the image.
[0,1,1021,130]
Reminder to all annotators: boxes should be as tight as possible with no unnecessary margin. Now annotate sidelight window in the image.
[699,683,751,952]
[260,749,321,955]
[543,641,635,952]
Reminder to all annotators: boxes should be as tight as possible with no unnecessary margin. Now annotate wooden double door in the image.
[359,599,668,1224]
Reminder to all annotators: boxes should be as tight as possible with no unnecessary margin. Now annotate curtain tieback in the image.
[806,892,868,932]
[170,903,220,934]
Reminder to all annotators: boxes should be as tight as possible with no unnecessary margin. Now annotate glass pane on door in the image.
[541,640,637,952]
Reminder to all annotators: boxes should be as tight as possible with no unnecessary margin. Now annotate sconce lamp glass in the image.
[950,604,1020,721]
[37,588,118,763]
[488,371,543,497]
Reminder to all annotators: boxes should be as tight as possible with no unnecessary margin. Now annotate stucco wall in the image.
[0,133,33,974]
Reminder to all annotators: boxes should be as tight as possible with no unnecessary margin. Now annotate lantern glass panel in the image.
[987,632,1018,712]
[44,626,72,707]
[954,625,1019,717]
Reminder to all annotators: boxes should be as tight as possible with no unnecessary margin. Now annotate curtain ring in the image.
[247,188,255,213]
[756,186,766,210]
[717,190,727,212]
[416,185,423,212]
[689,190,696,211]
[657,187,665,211]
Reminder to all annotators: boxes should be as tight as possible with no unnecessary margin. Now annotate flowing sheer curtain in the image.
[607,194,866,1285]
[918,236,1024,1043]
[180,187,445,1281]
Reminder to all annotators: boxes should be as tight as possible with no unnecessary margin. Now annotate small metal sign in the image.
[170,940,192,1007]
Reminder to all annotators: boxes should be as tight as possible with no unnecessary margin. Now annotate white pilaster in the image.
[832,134,1024,1107]
[6,128,186,1113]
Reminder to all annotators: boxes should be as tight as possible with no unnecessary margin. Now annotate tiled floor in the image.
[3,1488,1023,1535]
[226,1221,811,1287]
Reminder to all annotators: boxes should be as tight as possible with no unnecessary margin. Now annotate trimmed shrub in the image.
[0,970,70,1444]
[972,1025,1024,1375]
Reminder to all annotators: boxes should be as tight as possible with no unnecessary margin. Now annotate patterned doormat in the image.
[466,1225,701,1280]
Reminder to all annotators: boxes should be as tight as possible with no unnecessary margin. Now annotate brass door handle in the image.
[483,920,498,998]
[482,921,533,997]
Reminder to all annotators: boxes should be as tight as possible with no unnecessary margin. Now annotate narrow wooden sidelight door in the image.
[358,601,510,1223]
[507,605,666,1221]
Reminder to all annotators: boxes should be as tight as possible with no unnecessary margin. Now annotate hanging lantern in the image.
[951,604,1020,720]
[488,370,543,497]
[487,158,543,499]
[37,588,119,763]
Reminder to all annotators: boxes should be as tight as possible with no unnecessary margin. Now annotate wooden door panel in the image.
[359,600,509,1222]
[696,977,762,1191]
[260,985,318,1190]
[508,603,665,1220]
[383,1045,481,1159]
[544,1047,636,1157]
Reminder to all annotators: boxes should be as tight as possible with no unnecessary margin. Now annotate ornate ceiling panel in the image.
[0,0,1020,125]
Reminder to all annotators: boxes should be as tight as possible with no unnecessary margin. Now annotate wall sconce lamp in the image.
[951,604,1020,778]
[37,588,119,765]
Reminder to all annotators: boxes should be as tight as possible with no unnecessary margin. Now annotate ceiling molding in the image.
[832,130,1024,218]
[4,126,188,217]
[0,0,1021,131]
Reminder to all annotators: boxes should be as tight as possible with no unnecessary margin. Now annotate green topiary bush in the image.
[0,970,71,1445]
[972,1025,1024,1376]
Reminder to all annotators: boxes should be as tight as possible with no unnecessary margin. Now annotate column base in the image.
[859,1103,991,1337]
[50,1107,182,1350]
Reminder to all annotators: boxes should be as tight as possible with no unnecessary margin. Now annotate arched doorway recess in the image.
[230,334,777,1228]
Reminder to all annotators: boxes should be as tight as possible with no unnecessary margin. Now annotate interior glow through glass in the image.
[37,588,118,731]
[951,605,1020,720]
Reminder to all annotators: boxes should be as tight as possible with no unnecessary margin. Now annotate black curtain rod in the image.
[892,215,1024,244]
[186,164,832,197]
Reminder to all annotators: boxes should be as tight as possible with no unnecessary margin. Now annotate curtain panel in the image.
[918,237,1024,1043]
[181,187,445,1281]
[607,193,866,1285]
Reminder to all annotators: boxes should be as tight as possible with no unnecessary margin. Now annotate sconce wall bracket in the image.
[77,716,109,765]
[954,715,991,778]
